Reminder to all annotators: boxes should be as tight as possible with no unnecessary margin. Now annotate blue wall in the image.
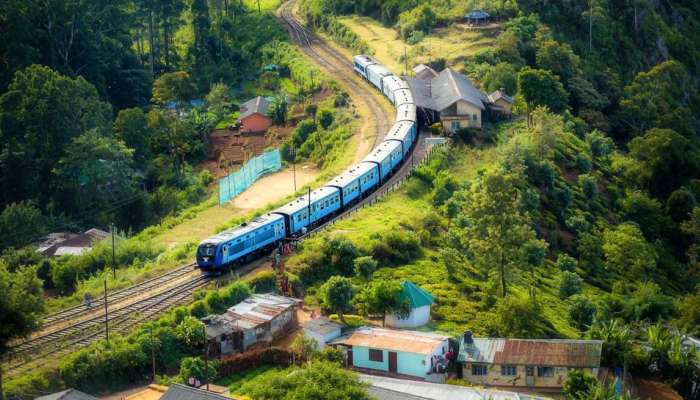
[352,346,429,378]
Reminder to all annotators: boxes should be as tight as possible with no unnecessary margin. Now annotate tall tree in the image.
[451,162,545,297]
[0,65,111,206]
[114,108,153,166]
[517,67,569,126]
[0,262,44,400]
[354,280,409,326]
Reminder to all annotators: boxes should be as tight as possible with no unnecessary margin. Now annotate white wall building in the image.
[385,281,434,329]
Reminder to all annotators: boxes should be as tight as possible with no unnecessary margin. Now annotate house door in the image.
[526,366,534,386]
[388,352,398,373]
[347,348,353,367]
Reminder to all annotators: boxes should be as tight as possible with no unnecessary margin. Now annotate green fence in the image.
[219,149,282,204]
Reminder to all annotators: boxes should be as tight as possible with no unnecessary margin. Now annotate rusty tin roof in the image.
[458,338,603,368]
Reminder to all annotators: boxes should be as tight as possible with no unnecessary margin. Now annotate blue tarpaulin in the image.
[218,149,282,204]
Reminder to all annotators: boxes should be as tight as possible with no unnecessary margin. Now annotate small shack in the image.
[302,316,343,349]
[203,293,300,357]
[330,327,449,381]
[36,228,110,257]
[385,281,434,328]
[487,88,514,118]
[237,96,273,133]
[36,389,98,400]
[466,10,490,25]
[161,384,230,400]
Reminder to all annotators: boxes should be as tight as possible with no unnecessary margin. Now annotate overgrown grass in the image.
[334,15,498,73]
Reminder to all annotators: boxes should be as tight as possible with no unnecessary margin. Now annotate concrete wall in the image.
[303,327,341,350]
[461,362,599,389]
[240,113,272,133]
[385,305,431,328]
[441,101,483,131]
[351,339,448,379]
[494,98,512,114]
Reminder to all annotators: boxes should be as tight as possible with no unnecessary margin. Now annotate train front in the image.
[196,240,219,270]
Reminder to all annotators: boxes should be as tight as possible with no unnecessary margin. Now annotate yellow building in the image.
[457,333,603,391]
[407,67,489,132]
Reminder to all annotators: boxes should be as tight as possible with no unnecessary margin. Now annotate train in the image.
[196,55,417,271]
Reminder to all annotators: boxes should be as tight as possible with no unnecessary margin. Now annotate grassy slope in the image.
[336,15,498,73]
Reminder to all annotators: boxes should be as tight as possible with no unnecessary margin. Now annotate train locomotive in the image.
[197,55,417,271]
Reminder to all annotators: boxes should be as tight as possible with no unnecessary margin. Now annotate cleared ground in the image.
[336,15,499,73]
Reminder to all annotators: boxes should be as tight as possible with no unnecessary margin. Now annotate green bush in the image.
[371,230,421,265]
[318,109,334,129]
[559,271,583,299]
[248,270,278,293]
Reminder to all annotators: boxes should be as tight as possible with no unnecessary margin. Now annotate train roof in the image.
[353,55,377,68]
[200,213,283,245]
[366,63,393,77]
[396,103,417,122]
[384,121,414,142]
[382,75,410,92]
[273,186,340,216]
[361,140,402,165]
[393,88,414,106]
[326,163,376,189]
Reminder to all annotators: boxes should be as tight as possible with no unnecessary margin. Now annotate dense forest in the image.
[0,0,290,249]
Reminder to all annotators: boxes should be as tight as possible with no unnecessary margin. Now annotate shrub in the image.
[179,357,218,383]
[318,109,334,129]
[559,271,583,299]
[569,294,596,331]
[556,253,577,272]
[579,174,598,200]
[248,270,278,293]
[407,30,425,44]
[575,153,592,173]
[353,256,377,281]
[371,230,421,265]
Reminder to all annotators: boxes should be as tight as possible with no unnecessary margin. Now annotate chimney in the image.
[463,330,473,346]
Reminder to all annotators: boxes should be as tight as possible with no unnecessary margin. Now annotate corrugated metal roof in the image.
[302,316,342,335]
[161,384,230,400]
[36,389,98,400]
[204,294,300,334]
[330,327,447,355]
[457,338,603,368]
[488,89,513,104]
[238,96,270,121]
[406,69,488,112]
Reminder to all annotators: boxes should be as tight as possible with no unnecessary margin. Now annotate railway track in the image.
[278,0,391,150]
[4,4,432,376]
[5,270,209,375]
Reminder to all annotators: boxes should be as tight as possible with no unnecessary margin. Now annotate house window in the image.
[451,121,460,131]
[537,366,554,377]
[473,114,478,121]
[369,349,383,362]
[472,364,488,376]
[501,365,517,376]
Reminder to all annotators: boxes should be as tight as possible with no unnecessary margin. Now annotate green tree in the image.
[516,67,569,125]
[269,96,288,125]
[319,276,354,324]
[559,271,583,299]
[681,208,700,276]
[54,130,136,215]
[481,62,518,95]
[588,319,632,367]
[618,60,696,137]
[563,369,599,400]
[495,295,549,338]
[602,223,658,279]
[178,356,218,384]
[113,108,152,166]
[354,280,409,327]
[318,109,334,129]
[239,361,372,400]
[151,71,197,108]
[204,83,231,121]
[0,65,111,206]
[452,163,546,297]
[0,262,45,399]
[0,202,46,250]
[556,253,577,272]
[353,256,377,282]
[535,39,580,82]
[569,295,596,332]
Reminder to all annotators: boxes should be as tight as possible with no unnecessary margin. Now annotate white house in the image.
[385,281,434,328]
[302,316,342,349]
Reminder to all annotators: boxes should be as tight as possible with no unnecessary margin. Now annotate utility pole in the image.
[404,47,408,76]
[203,325,210,391]
[104,280,109,343]
[257,0,261,14]
[111,223,116,279]
[150,324,156,381]
[292,147,297,192]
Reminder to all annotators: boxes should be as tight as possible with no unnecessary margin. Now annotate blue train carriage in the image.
[365,63,393,92]
[326,163,379,207]
[353,55,376,79]
[381,75,410,104]
[196,213,286,270]
[393,88,414,107]
[395,103,418,139]
[361,140,403,181]
[384,121,416,156]
[272,186,341,236]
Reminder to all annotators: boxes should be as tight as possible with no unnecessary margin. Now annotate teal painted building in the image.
[330,327,449,380]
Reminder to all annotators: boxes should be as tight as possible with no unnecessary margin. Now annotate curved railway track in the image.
[278,0,392,149]
[4,3,433,377]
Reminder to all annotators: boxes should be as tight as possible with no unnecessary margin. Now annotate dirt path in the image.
[154,166,317,249]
